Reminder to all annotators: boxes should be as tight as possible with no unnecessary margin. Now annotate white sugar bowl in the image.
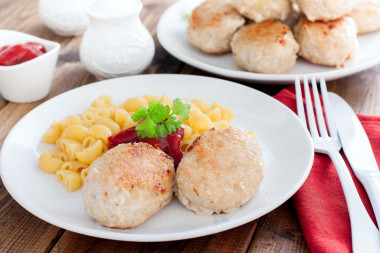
[80,0,155,79]
[39,0,97,37]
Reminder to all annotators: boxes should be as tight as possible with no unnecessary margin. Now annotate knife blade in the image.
[328,92,380,226]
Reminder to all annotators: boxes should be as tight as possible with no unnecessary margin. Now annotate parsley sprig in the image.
[180,10,190,20]
[131,98,191,138]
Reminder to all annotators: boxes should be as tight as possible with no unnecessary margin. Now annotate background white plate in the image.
[0,75,313,241]
[157,0,380,84]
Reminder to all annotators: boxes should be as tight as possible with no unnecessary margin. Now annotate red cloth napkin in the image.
[274,87,380,253]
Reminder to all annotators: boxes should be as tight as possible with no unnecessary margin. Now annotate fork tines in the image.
[295,77,338,139]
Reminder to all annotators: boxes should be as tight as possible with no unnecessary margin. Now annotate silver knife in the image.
[329,92,380,227]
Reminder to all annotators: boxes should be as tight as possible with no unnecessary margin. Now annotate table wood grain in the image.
[0,0,379,252]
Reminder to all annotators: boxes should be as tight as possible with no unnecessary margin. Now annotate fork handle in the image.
[329,150,380,253]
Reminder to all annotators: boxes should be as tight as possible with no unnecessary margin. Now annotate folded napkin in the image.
[274,87,380,253]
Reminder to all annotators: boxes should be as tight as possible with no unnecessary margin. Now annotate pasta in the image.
[60,161,87,173]
[91,95,113,108]
[56,170,82,192]
[57,138,82,161]
[88,125,112,144]
[80,167,90,181]
[76,140,103,165]
[121,97,148,111]
[60,115,82,129]
[95,118,120,135]
[61,125,88,142]
[191,98,209,114]
[114,108,129,127]
[41,122,62,144]
[39,95,236,191]
[122,115,137,130]
[39,150,68,173]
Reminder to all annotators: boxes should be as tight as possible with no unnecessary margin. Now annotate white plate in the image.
[157,0,380,84]
[0,74,313,241]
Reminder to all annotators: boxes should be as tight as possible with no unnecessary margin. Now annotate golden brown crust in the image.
[99,143,174,189]
[82,142,175,228]
[235,20,293,45]
[189,3,237,29]
[187,0,245,54]
[297,15,353,36]
[293,15,358,68]
[176,127,265,215]
[230,21,299,74]
[184,127,260,173]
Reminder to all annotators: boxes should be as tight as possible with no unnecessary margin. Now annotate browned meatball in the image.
[83,143,175,228]
[294,16,359,68]
[176,127,264,216]
[187,0,245,54]
[231,21,299,74]
[349,0,380,34]
[296,0,358,21]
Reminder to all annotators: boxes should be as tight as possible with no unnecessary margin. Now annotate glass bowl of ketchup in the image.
[0,30,60,103]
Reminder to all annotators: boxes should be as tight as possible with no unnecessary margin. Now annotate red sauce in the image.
[0,42,46,66]
[108,126,184,167]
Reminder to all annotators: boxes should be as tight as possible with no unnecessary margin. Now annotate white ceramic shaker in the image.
[39,0,97,36]
[79,0,155,79]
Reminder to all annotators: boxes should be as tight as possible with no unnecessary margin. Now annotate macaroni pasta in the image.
[39,95,235,191]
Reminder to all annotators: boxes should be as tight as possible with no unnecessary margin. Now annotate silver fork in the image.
[295,77,380,253]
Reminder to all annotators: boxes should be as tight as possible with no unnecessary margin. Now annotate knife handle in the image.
[329,151,380,252]
[362,175,380,227]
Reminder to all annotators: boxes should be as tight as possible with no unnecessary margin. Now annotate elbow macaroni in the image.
[39,95,236,191]
[39,150,68,173]
[61,125,88,142]
[76,140,103,165]
[56,170,82,192]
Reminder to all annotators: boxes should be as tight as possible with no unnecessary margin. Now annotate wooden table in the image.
[0,0,379,252]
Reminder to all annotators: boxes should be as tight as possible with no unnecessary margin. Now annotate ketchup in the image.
[0,45,10,53]
[0,42,46,66]
[108,127,184,167]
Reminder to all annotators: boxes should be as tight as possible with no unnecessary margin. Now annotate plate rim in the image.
[157,0,380,84]
[0,74,314,242]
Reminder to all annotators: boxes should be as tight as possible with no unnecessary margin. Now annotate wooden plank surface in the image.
[328,65,380,115]
[248,201,310,253]
[50,222,257,253]
[0,0,379,252]
[0,180,65,253]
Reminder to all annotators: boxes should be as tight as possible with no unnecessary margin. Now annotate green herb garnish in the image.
[180,10,191,20]
[131,98,191,138]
